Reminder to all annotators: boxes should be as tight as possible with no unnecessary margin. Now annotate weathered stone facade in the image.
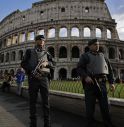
[0,0,124,80]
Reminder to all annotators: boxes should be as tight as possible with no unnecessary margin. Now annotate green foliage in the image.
[50,81,124,99]
[1,79,124,99]
[49,80,84,94]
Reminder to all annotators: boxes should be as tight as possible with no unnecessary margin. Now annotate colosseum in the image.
[0,0,124,80]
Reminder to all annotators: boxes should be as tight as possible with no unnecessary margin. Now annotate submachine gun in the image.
[32,52,50,80]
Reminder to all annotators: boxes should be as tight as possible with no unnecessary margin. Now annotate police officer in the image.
[77,39,115,127]
[21,35,55,127]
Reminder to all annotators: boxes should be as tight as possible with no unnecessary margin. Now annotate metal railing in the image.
[0,79,124,99]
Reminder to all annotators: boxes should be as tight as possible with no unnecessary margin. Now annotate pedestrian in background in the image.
[1,72,12,92]
[15,67,25,96]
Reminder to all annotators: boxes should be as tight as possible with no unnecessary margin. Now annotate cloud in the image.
[118,5,124,10]
[112,14,124,41]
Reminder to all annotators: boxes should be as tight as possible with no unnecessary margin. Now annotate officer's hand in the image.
[85,76,94,84]
[42,61,48,67]
[109,84,115,92]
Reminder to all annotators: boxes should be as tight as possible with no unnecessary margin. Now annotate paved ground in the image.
[0,91,118,127]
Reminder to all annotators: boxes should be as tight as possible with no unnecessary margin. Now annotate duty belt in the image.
[96,77,106,82]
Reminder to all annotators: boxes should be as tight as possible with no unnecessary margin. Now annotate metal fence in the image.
[0,79,124,99]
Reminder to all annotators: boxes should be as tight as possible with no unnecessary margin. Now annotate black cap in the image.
[88,38,98,46]
[35,35,45,41]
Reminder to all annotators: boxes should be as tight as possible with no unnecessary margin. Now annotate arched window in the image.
[7,37,11,46]
[0,70,3,78]
[0,54,4,63]
[61,7,65,12]
[71,68,78,78]
[37,29,44,35]
[48,28,55,38]
[85,7,89,13]
[59,46,67,58]
[59,27,67,37]
[84,27,91,37]
[72,46,79,58]
[71,27,79,37]
[119,49,124,59]
[96,28,102,38]
[5,53,9,62]
[10,69,15,77]
[107,29,111,39]
[48,47,55,58]
[109,47,115,59]
[59,68,67,80]
[12,35,18,44]
[11,51,16,61]
[18,50,23,60]
[19,33,25,43]
[4,70,8,75]
[113,69,117,78]
[120,70,124,81]
[27,31,34,40]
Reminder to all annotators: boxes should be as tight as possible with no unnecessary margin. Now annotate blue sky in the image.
[0,0,124,40]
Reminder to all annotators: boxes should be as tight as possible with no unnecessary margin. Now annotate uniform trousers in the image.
[28,76,50,127]
[83,79,113,127]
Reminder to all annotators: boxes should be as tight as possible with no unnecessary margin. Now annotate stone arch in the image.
[0,53,4,63]
[85,7,89,13]
[12,34,18,45]
[7,37,12,47]
[120,69,124,82]
[59,68,67,80]
[48,46,55,58]
[59,27,67,37]
[18,50,23,60]
[71,46,79,58]
[4,70,8,75]
[11,51,16,61]
[119,49,124,59]
[71,27,79,37]
[107,29,112,39]
[37,29,44,35]
[84,27,91,37]
[19,33,26,43]
[0,70,3,78]
[5,52,9,62]
[96,28,102,38]
[10,69,15,76]
[27,31,35,41]
[71,68,78,78]
[59,46,67,58]
[108,47,115,59]
[113,69,117,77]
[48,28,55,38]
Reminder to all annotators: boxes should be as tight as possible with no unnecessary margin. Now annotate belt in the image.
[95,77,106,82]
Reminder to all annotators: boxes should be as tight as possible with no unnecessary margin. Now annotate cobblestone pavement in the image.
[0,91,115,127]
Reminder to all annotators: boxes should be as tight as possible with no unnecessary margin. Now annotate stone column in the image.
[54,67,58,80]
[68,26,71,39]
[67,43,71,61]
[55,26,59,39]
[91,26,95,38]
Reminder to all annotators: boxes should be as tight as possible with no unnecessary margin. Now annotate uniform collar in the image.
[90,51,99,55]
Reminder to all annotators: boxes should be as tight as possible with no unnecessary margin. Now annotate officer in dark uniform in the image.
[21,35,55,127]
[77,39,115,127]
